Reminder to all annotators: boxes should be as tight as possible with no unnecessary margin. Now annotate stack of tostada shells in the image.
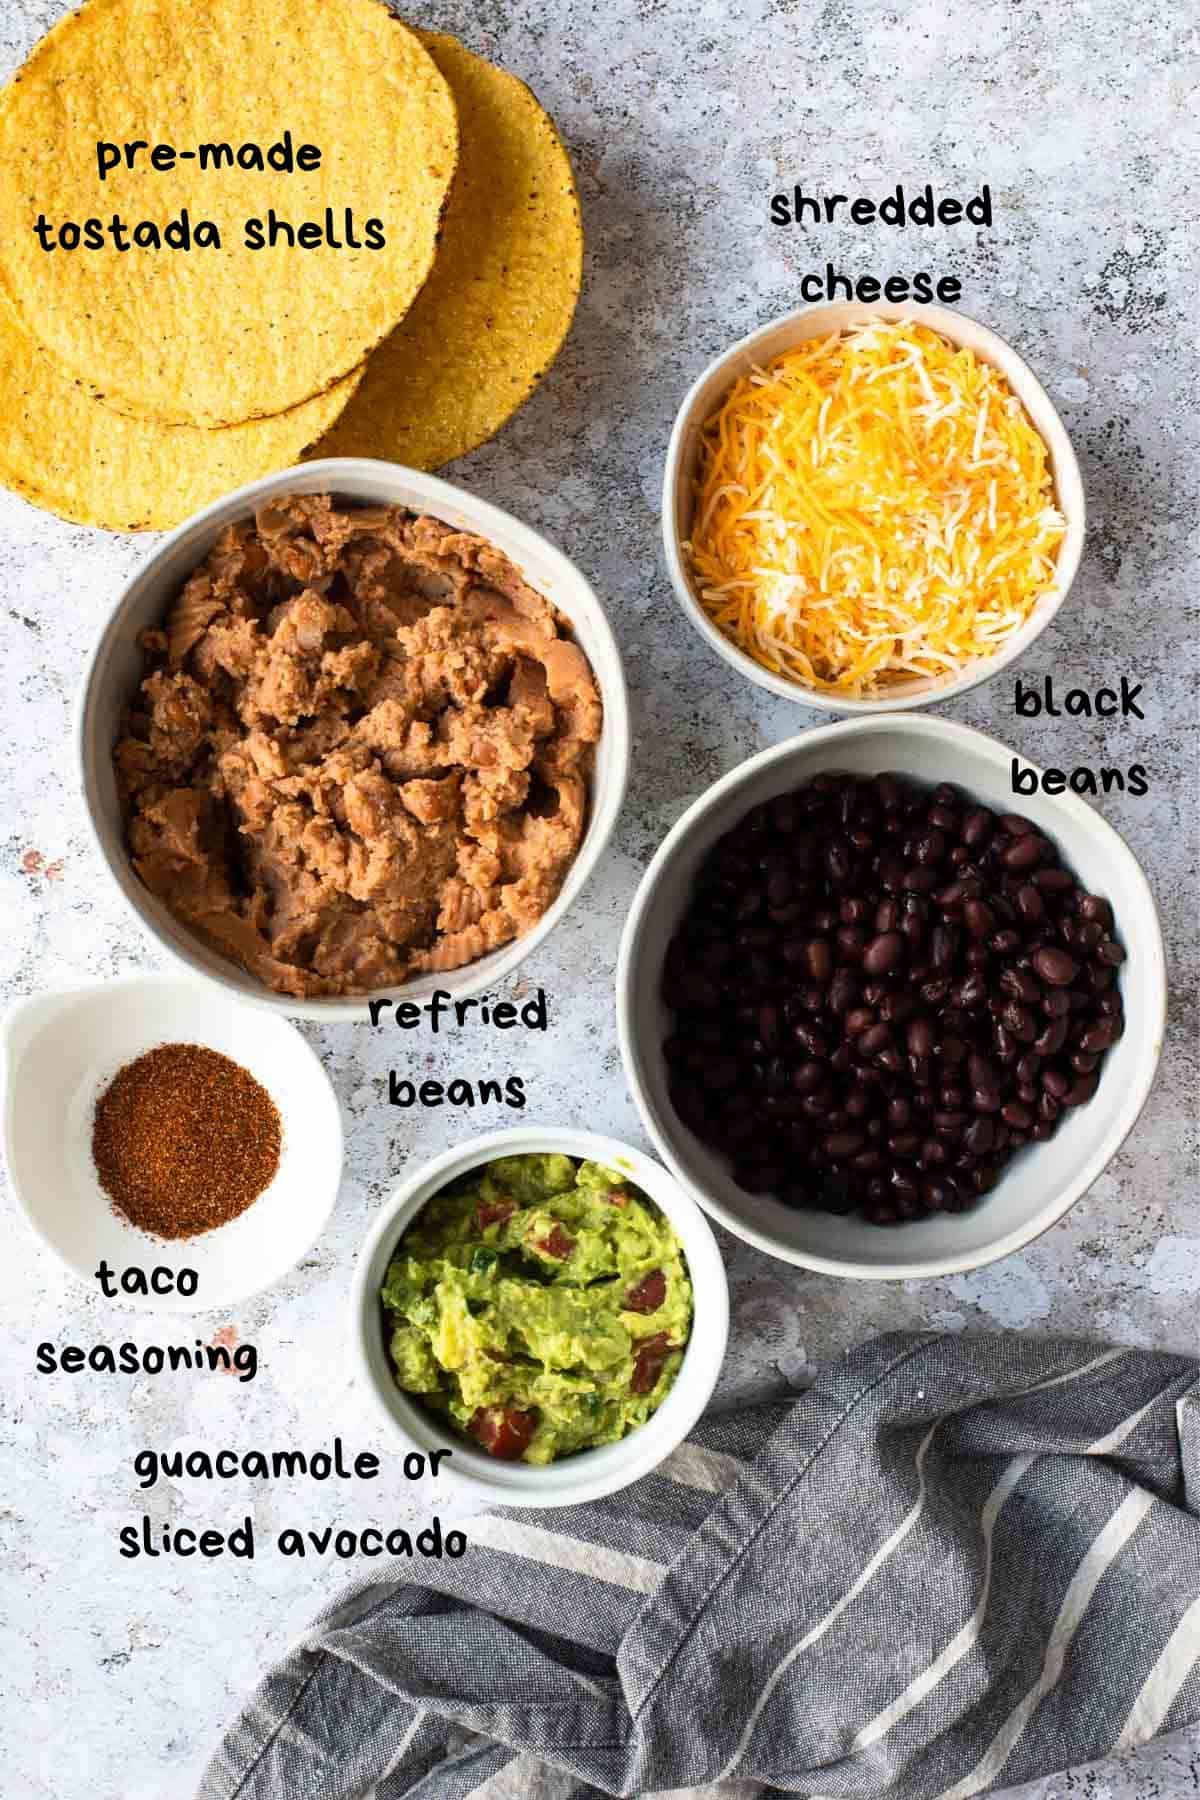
[0,0,583,530]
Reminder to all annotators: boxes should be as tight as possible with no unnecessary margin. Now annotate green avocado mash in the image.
[380,1153,694,1464]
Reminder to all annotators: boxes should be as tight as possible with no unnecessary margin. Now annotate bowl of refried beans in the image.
[78,460,629,1018]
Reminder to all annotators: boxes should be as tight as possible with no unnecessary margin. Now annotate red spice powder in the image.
[92,1043,281,1239]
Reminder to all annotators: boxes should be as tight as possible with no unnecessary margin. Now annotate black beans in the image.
[953,973,989,1011]
[836,925,867,963]
[1000,966,1041,1005]
[935,878,973,910]
[1079,894,1112,927]
[1036,1022,1072,1058]
[766,870,793,908]
[1033,866,1074,892]
[1032,946,1079,987]
[824,1130,865,1160]
[862,930,905,976]
[758,1002,782,1050]
[825,838,853,883]
[1001,1001,1037,1043]
[1079,1017,1122,1054]
[661,774,1126,1226]
[888,1132,922,1156]
[827,968,860,1015]
[963,1117,995,1155]
[791,1020,829,1058]
[880,991,916,1026]
[792,1059,826,1094]
[700,1055,740,1092]
[781,935,808,969]
[805,938,833,983]
[1014,883,1044,921]
[962,808,993,847]
[930,924,958,971]
[963,899,995,940]
[851,1149,885,1175]
[1002,834,1044,870]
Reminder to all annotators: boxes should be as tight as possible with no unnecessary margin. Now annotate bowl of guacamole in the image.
[353,1130,728,1505]
[381,1152,694,1464]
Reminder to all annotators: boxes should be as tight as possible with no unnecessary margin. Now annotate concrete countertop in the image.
[1,0,1196,1793]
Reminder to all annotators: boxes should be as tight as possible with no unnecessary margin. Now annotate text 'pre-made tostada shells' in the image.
[0,297,363,532]
[0,0,458,427]
[314,32,583,470]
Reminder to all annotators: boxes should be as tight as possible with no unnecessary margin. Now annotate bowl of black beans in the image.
[617,716,1166,1278]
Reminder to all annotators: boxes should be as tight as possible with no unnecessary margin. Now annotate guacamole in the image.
[380,1153,694,1464]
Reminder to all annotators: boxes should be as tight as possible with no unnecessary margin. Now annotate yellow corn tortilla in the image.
[0,0,457,427]
[0,295,362,531]
[314,33,582,469]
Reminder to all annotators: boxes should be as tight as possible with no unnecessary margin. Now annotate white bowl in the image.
[77,458,630,1021]
[350,1127,729,1508]
[1,975,343,1311]
[618,715,1165,1280]
[662,301,1086,714]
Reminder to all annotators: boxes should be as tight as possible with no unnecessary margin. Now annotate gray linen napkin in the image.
[198,1331,1200,1800]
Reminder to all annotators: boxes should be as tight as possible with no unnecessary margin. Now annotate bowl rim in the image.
[348,1125,730,1508]
[616,713,1167,1280]
[661,299,1087,715]
[0,972,344,1312]
[75,456,631,1022]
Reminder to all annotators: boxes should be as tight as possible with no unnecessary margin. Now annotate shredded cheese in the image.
[685,320,1066,697]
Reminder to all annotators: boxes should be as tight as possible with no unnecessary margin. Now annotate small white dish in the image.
[618,714,1166,1280]
[663,300,1086,714]
[350,1127,729,1509]
[77,457,630,1021]
[1,975,343,1311]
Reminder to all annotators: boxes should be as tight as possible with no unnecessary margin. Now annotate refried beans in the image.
[113,495,602,998]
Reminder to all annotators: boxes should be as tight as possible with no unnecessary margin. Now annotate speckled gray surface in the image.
[1,0,1197,1795]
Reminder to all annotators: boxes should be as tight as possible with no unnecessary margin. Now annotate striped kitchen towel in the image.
[199,1332,1200,1799]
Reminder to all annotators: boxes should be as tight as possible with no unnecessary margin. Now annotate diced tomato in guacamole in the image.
[379,1154,693,1465]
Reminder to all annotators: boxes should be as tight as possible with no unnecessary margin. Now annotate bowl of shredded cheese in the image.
[664,304,1084,710]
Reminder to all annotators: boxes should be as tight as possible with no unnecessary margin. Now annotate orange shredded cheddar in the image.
[685,320,1067,697]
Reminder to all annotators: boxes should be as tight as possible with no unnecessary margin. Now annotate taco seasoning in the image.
[92,1043,281,1239]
